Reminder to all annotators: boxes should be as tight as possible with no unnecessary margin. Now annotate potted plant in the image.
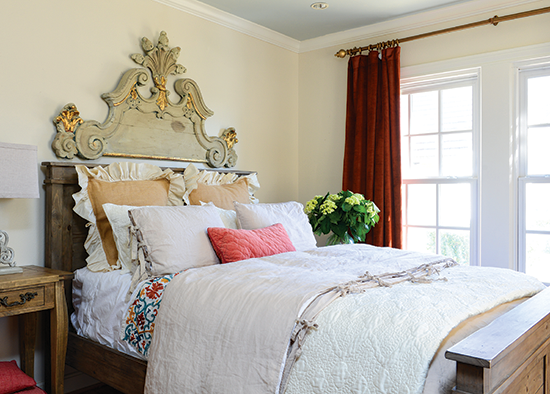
[304,191,380,245]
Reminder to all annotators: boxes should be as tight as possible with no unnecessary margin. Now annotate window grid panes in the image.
[518,67,550,283]
[401,74,478,266]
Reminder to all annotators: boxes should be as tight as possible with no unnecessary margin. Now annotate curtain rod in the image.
[335,5,550,58]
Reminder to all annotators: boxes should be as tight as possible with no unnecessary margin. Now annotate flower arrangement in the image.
[304,191,380,245]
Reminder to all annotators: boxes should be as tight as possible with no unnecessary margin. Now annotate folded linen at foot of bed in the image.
[141,245,544,394]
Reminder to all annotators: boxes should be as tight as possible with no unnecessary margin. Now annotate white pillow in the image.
[234,201,317,251]
[201,201,238,229]
[128,205,225,277]
[102,203,136,273]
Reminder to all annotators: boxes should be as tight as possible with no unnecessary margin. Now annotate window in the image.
[517,65,550,283]
[401,71,479,265]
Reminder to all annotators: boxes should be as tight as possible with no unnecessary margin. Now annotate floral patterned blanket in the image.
[121,273,180,356]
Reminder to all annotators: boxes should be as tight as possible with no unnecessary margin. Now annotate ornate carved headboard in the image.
[52,31,238,168]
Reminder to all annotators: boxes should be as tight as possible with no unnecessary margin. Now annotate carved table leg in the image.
[19,312,38,377]
[50,281,68,394]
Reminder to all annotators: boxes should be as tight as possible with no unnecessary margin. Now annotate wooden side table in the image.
[0,266,72,394]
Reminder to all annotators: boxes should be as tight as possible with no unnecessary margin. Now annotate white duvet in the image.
[144,244,545,394]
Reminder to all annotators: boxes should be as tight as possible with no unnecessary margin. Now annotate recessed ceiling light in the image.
[311,2,329,10]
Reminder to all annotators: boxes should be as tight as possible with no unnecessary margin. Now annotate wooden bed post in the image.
[44,162,82,272]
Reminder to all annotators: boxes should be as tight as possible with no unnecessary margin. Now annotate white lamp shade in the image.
[0,142,39,199]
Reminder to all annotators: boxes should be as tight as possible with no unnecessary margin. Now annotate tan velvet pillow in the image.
[88,178,171,266]
[188,178,249,210]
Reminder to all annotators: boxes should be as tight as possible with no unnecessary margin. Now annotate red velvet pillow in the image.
[207,223,296,264]
[0,360,37,394]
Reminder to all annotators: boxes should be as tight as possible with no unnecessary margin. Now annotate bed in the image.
[42,160,550,394]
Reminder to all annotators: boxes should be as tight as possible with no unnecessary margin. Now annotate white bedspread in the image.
[144,245,544,394]
[285,264,543,394]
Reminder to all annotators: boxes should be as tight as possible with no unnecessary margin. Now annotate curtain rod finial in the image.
[335,49,347,58]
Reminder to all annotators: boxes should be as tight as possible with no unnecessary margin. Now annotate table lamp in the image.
[0,142,39,275]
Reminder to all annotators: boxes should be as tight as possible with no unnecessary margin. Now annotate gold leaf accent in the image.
[222,128,238,149]
[114,83,139,107]
[55,105,83,133]
[154,76,167,111]
[187,93,206,120]
[104,152,207,163]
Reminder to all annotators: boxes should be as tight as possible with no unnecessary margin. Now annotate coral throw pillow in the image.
[0,360,37,394]
[207,223,296,264]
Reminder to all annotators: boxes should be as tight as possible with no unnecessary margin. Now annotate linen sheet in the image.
[143,244,544,394]
[71,268,145,359]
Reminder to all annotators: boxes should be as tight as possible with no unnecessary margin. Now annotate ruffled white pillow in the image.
[102,203,137,274]
[183,163,260,206]
[73,162,185,272]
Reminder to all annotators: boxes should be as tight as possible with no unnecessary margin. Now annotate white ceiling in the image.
[156,0,541,52]
[188,0,475,41]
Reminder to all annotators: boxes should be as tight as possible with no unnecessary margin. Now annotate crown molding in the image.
[154,0,542,54]
[153,0,300,52]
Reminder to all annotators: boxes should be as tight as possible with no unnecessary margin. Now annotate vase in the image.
[326,232,354,246]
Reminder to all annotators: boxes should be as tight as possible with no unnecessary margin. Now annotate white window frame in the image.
[516,61,550,279]
[401,69,480,266]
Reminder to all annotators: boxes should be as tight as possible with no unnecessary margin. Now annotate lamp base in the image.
[0,266,23,275]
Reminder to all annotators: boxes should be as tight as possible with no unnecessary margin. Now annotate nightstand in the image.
[0,265,72,394]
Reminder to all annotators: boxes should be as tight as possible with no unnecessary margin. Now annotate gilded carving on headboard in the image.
[51,31,238,168]
[222,128,239,167]
[55,105,83,133]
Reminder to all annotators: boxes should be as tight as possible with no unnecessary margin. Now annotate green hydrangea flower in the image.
[320,200,337,214]
[344,195,361,206]
[304,199,318,214]
[304,190,380,244]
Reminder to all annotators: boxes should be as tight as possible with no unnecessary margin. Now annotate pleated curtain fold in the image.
[342,47,402,248]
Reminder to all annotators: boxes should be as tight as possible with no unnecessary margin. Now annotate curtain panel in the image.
[342,47,402,248]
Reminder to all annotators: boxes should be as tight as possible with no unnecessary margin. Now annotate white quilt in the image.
[144,245,544,394]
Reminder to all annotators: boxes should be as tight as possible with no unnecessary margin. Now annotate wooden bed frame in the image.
[43,161,550,394]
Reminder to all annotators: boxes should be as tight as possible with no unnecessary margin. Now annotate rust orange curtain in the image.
[342,47,402,248]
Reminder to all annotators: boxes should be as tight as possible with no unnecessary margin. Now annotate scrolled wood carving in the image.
[52,31,238,168]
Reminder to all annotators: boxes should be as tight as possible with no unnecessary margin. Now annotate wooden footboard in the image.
[446,286,550,394]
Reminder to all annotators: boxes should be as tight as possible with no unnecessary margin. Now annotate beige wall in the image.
[0,0,298,385]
